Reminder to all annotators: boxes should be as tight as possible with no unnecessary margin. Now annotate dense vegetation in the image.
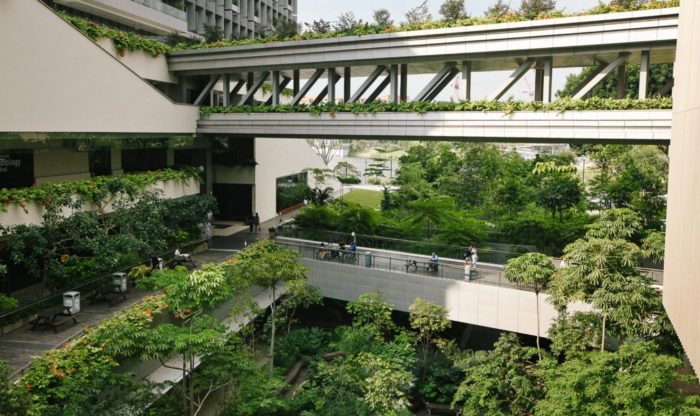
[57,1,679,57]
[0,169,215,305]
[200,96,673,117]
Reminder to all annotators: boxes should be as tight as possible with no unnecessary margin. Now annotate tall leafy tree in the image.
[505,253,556,357]
[519,0,557,19]
[404,0,433,24]
[452,333,541,415]
[485,0,512,18]
[439,0,468,21]
[536,342,700,416]
[346,291,396,338]
[409,298,451,382]
[229,241,308,374]
[334,12,363,31]
[372,8,394,26]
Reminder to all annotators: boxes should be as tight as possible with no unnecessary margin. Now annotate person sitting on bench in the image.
[428,253,439,272]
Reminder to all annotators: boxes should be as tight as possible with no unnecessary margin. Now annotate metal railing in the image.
[277,240,530,291]
[0,239,206,328]
[276,225,535,266]
[130,0,187,20]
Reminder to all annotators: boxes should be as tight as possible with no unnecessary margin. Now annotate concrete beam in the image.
[343,67,352,102]
[291,68,324,105]
[193,75,221,106]
[241,71,270,105]
[348,65,386,103]
[389,64,399,104]
[488,59,535,101]
[264,76,290,105]
[415,62,457,102]
[365,74,392,103]
[461,61,471,101]
[534,58,553,103]
[573,53,629,99]
[400,63,408,102]
[222,74,231,106]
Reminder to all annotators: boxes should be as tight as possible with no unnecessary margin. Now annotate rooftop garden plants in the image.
[58,1,679,57]
[200,97,674,117]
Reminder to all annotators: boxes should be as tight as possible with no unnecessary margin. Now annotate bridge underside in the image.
[198,110,672,144]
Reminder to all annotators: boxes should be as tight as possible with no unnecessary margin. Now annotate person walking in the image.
[464,257,472,281]
[254,212,261,232]
[470,247,478,269]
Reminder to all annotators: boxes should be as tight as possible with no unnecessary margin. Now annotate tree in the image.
[452,333,541,415]
[346,291,395,338]
[493,177,529,218]
[485,0,512,18]
[439,0,468,22]
[334,161,360,182]
[536,342,700,416]
[274,279,322,333]
[308,19,332,34]
[0,264,18,311]
[505,253,556,357]
[0,359,28,415]
[409,298,451,382]
[404,0,433,24]
[275,19,299,37]
[229,241,308,374]
[558,63,673,99]
[203,23,223,42]
[364,158,388,182]
[373,8,394,26]
[535,173,582,220]
[308,138,342,166]
[334,12,363,31]
[408,196,457,238]
[519,0,556,19]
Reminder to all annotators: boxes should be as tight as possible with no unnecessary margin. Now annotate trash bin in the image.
[113,272,128,292]
[364,251,373,268]
[470,269,477,280]
[63,291,80,315]
[464,265,471,281]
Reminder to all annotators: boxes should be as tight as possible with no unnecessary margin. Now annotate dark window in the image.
[121,148,167,173]
[212,137,255,167]
[0,150,34,189]
[175,148,207,193]
[89,148,111,177]
[213,183,253,221]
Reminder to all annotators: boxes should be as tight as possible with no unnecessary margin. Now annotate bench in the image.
[30,308,80,333]
[89,284,127,306]
[426,402,456,416]
[405,260,439,274]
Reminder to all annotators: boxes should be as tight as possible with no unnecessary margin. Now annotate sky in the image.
[295,0,604,101]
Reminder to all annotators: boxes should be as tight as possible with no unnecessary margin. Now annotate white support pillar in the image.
[488,59,535,101]
[534,58,553,103]
[293,69,300,96]
[461,61,471,101]
[389,64,399,104]
[617,61,627,99]
[344,67,352,103]
[327,68,337,103]
[222,74,231,106]
[400,64,408,102]
[639,50,650,99]
[271,70,280,105]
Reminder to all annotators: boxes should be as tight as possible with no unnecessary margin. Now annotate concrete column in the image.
[617,62,627,99]
[327,68,336,103]
[293,69,300,96]
[247,72,255,90]
[110,145,123,176]
[461,61,471,101]
[400,64,408,102]
[166,148,175,167]
[271,70,280,105]
[535,58,552,103]
[639,50,650,99]
[205,144,214,196]
[389,64,399,103]
[343,67,352,103]
[222,73,231,106]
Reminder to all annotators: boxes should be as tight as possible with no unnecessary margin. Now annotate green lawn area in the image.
[342,189,382,209]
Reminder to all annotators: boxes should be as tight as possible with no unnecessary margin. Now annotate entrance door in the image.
[213,184,253,221]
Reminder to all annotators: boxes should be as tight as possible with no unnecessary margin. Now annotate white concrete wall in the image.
[0,177,200,228]
[214,166,256,185]
[0,0,197,134]
[254,138,325,222]
[664,0,700,374]
[96,38,178,84]
[303,258,589,338]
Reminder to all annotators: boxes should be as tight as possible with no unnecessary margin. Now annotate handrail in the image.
[0,239,207,326]
[276,225,535,265]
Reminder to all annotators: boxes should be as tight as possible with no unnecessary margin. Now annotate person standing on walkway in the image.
[464,257,472,281]
[471,247,478,269]
[254,212,261,232]
[204,221,213,249]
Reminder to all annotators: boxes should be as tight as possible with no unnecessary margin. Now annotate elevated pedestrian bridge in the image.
[276,237,663,338]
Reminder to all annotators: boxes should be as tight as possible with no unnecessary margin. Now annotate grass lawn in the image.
[342,189,383,209]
